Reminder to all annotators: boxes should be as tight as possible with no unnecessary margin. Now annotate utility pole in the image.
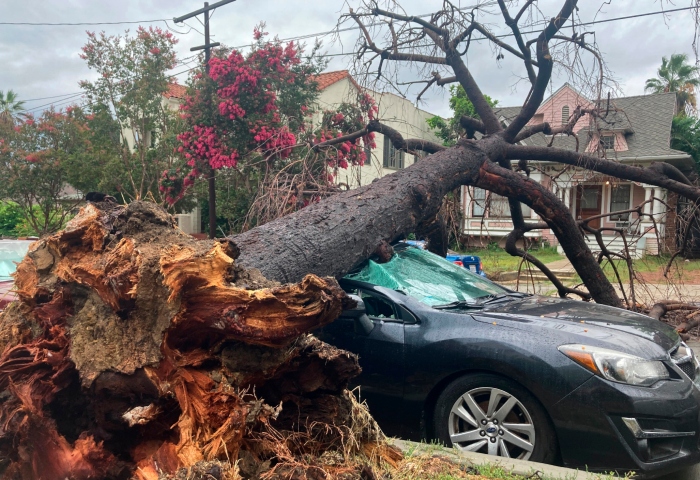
[174,0,236,239]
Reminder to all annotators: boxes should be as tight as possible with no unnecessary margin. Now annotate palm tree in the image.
[645,53,700,116]
[644,53,700,115]
[0,90,26,123]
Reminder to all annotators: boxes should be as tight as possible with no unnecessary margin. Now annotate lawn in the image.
[455,246,565,274]
[572,254,700,284]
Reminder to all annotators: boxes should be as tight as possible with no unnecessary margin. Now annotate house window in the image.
[600,134,615,150]
[561,105,570,125]
[472,188,531,218]
[149,131,157,148]
[364,142,372,167]
[383,136,404,169]
[490,194,511,218]
[472,188,486,217]
[609,184,631,221]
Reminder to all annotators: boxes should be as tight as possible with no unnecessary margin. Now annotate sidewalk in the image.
[393,439,623,479]
[500,258,700,305]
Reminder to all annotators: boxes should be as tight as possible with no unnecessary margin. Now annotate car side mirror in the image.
[341,294,375,336]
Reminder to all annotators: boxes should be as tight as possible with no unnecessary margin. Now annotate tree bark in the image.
[234,135,621,306]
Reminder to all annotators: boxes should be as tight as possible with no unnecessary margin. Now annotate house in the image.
[165,72,441,233]
[313,70,441,188]
[461,84,694,257]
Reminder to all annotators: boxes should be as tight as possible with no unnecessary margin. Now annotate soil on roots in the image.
[0,201,395,480]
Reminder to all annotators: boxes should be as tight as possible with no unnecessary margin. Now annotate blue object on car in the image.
[403,240,427,249]
[446,254,486,276]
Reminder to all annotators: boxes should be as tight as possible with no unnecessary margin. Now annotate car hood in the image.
[472,295,679,353]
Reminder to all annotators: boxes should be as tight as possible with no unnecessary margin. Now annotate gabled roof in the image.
[164,83,187,99]
[314,70,351,90]
[312,70,363,92]
[495,91,688,160]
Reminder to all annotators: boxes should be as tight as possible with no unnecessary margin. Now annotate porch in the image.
[461,179,670,259]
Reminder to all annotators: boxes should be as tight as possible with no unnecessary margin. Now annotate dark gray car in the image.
[315,244,700,478]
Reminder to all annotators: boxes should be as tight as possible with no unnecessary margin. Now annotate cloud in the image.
[0,0,696,117]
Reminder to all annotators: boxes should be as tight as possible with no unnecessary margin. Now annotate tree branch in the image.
[312,121,446,155]
[349,10,448,65]
[505,144,700,201]
[371,6,448,36]
[512,105,588,143]
[459,116,486,138]
[496,0,537,84]
[446,51,503,134]
[502,0,578,143]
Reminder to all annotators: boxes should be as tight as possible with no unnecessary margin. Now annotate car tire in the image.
[433,373,557,463]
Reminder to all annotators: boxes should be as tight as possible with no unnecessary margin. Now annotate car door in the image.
[315,287,407,435]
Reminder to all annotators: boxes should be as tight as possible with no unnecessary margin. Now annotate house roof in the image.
[314,70,352,90]
[495,91,689,161]
[164,83,187,99]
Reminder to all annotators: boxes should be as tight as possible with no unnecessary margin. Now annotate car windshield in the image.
[0,240,33,282]
[345,246,507,306]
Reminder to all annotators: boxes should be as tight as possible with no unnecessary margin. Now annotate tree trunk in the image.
[0,201,397,480]
[234,136,620,306]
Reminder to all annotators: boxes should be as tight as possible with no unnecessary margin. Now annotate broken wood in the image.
[0,201,389,480]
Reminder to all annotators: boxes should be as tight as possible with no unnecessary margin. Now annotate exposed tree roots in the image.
[0,201,394,480]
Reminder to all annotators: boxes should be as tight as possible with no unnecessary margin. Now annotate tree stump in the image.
[0,202,392,480]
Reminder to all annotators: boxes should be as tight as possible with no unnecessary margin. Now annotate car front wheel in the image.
[434,373,557,462]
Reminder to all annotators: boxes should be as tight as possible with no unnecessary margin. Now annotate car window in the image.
[359,290,397,320]
[0,240,33,281]
[345,246,506,307]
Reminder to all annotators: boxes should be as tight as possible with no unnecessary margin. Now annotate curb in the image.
[392,439,624,480]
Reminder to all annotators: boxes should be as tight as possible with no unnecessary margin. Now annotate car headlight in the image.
[559,344,669,387]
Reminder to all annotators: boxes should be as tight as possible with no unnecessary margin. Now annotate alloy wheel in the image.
[447,387,536,459]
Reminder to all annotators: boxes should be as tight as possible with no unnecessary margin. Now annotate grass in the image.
[395,441,633,480]
[571,254,700,284]
[454,246,565,274]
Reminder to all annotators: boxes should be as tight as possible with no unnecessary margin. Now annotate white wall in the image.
[316,77,442,188]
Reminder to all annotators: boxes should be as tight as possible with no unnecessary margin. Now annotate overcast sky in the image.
[1,0,698,118]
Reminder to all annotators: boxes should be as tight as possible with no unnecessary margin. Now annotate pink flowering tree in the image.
[0,108,91,235]
[79,27,183,204]
[172,29,377,232]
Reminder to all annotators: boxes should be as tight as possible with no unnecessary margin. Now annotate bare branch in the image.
[459,116,486,138]
[506,144,700,201]
[371,6,448,37]
[502,0,578,143]
[349,9,448,65]
[496,0,537,84]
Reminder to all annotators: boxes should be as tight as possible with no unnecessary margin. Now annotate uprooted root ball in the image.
[0,201,395,480]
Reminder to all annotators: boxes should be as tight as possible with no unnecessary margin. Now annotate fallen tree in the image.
[5,1,700,478]
[234,0,700,309]
[0,201,399,479]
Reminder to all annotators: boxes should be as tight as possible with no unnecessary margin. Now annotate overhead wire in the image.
[0,19,169,26]
[14,3,700,112]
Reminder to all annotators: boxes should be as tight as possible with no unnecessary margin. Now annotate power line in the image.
[0,19,169,26]
[15,3,700,109]
[19,91,84,103]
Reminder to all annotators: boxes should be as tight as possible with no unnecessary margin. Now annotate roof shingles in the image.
[495,92,687,160]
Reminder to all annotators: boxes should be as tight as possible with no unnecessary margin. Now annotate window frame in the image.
[383,136,405,169]
[600,134,616,150]
[561,105,570,126]
[472,187,486,217]
[609,184,632,222]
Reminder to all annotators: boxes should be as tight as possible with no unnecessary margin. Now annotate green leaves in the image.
[645,53,700,116]
[79,27,181,204]
[427,85,498,145]
[671,115,700,172]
